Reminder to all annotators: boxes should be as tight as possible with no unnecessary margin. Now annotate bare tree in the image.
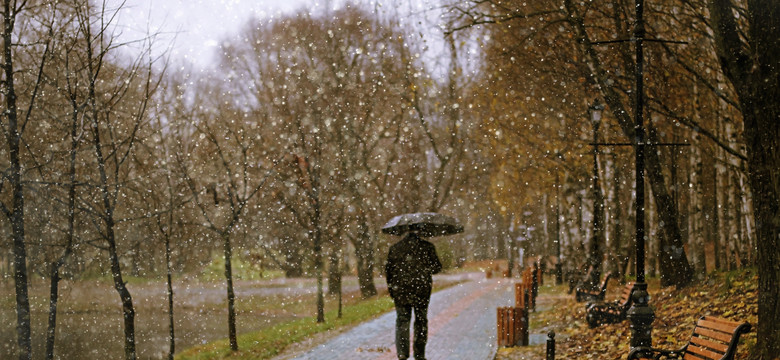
[1,0,46,357]
[218,5,414,299]
[173,76,279,349]
[142,72,192,359]
[0,0,69,357]
[63,1,164,358]
[46,4,79,356]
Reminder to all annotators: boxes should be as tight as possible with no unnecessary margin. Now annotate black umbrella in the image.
[381,212,464,237]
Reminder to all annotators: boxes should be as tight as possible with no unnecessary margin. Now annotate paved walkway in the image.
[287,274,516,360]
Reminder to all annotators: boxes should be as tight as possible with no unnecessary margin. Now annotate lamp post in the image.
[626,0,655,349]
[588,101,605,288]
[586,0,683,350]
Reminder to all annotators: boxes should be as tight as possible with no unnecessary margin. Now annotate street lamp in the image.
[626,0,656,349]
[588,101,605,288]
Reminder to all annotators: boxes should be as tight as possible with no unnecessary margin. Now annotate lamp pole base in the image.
[627,282,654,349]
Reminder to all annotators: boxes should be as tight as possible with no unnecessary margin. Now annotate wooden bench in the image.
[627,316,751,360]
[585,282,633,328]
[576,271,612,302]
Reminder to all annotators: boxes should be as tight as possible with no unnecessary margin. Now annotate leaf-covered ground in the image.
[496,268,758,360]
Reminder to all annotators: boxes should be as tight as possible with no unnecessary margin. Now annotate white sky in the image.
[110,0,315,68]
[108,0,458,77]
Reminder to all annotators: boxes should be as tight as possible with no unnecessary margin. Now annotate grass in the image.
[175,280,462,360]
[198,255,286,282]
[176,294,395,360]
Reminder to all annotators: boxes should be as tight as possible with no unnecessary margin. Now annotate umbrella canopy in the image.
[381,212,464,237]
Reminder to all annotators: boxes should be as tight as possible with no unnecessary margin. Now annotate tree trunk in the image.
[576,192,585,271]
[737,172,756,266]
[90,82,137,360]
[604,151,622,276]
[610,152,624,279]
[222,233,238,351]
[542,194,550,260]
[313,201,325,323]
[327,245,344,318]
[733,181,743,269]
[647,187,657,278]
[353,223,377,298]
[725,119,739,270]
[689,82,706,274]
[45,252,68,360]
[707,0,780,355]
[3,2,31,358]
[165,235,175,360]
[507,231,516,278]
[689,131,706,276]
[89,84,136,360]
[47,103,80,360]
[587,125,605,288]
[712,152,722,270]
[747,122,780,359]
[328,247,341,296]
[555,178,564,285]
[718,119,731,270]
[283,237,304,278]
[623,169,637,279]
[645,129,693,287]
[107,230,136,360]
[495,221,507,260]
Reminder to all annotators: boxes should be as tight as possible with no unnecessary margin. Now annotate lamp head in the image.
[590,100,604,125]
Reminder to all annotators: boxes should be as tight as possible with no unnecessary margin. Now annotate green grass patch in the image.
[199,254,285,282]
[175,295,395,360]
[175,278,464,360]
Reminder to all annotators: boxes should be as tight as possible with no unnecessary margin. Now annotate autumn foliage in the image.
[497,268,758,360]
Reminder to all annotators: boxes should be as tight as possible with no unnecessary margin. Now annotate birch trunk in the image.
[689,131,705,275]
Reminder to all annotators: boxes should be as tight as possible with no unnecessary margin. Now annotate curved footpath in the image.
[283,273,515,360]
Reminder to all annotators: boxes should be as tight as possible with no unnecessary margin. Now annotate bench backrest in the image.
[617,282,634,306]
[597,271,613,294]
[685,316,751,360]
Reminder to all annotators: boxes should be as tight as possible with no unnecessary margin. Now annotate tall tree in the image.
[446,0,695,287]
[1,0,44,357]
[144,75,190,359]
[68,2,163,358]
[46,4,78,357]
[173,76,279,349]
[218,5,414,298]
[707,0,780,356]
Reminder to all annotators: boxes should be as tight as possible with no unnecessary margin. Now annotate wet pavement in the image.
[281,273,516,360]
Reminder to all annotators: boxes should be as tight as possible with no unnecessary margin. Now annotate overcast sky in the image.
[110,0,315,68]
[108,0,455,78]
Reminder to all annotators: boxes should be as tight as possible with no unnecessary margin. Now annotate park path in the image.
[282,273,516,360]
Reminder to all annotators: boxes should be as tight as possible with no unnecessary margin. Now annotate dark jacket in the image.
[385,232,442,305]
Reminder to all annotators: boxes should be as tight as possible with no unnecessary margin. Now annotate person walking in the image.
[385,230,442,360]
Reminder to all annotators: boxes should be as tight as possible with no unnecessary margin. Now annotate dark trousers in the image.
[394,300,429,360]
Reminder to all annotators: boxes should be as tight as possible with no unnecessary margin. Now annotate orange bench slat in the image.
[689,335,729,353]
[687,343,723,360]
[693,326,735,344]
